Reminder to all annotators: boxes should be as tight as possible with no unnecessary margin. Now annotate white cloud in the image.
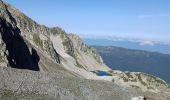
[139,40,155,46]
[138,14,170,19]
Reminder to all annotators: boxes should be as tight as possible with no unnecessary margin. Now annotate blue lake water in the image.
[96,71,112,76]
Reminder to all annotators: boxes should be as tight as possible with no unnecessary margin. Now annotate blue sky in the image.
[5,0,170,42]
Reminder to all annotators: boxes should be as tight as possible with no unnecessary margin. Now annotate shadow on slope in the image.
[0,17,40,71]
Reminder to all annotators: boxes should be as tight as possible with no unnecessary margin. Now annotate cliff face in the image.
[0,0,109,76]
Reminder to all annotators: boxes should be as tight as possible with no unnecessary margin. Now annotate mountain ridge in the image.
[83,38,170,54]
[93,45,170,83]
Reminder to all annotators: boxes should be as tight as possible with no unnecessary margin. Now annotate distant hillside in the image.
[83,38,170,54]
[93,46,170,83]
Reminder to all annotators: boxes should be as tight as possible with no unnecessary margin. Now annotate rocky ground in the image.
[1,67,170,100]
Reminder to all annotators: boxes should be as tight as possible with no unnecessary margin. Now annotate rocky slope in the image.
[1,67,170,100]
[0,0,110,79]
[0,0,170,99]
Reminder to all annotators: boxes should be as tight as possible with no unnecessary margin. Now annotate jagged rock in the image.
[0,0,105,72]
[1,0,107,71]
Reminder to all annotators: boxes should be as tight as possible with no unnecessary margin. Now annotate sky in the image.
[5,0,170,43]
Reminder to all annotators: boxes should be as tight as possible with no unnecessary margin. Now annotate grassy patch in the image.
[33,34,43,49]
[130,85,140,89]
[130,79,137,82]
[125,72,133,78]
[0,55,3,63]
[75,60,84,69]
[122,77,128,82]
[135,73,147,86]
[0,57,2,62]
[108,70,113,73]
[0,90,52,100]
[62,39,69,47]
[50,27,65,35]
[142,73,166,85]
[147,86,154,90]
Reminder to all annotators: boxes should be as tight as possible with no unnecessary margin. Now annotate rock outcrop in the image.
[0,0,109,74]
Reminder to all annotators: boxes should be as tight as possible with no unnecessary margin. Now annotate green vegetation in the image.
[33,34,43,49]
[108,70,113,73]
[142,73,167,85]
[147,86,154,90]
[62,39,69,47]
[91,49,97,54]
[50,27,65,35]
[125,72,133,78]
[16,14,35,31]
[130,79,137,82]
[130,85,140,89]
[121,76,128,82]
[62,39,76,57]
[135,73,147,86]
[93,46,170,83]
[0,57,2,62]
[124,72,138,82]
[107,72,112,76]
[168,84,170,88]
[0,90,52,100]
[0,54,3,63]
[75,60,84,69]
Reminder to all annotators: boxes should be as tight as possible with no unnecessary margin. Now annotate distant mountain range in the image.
[83,38,170,54]
[93,46,170,83]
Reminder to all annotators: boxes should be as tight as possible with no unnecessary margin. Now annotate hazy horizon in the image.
[5,0,170,43]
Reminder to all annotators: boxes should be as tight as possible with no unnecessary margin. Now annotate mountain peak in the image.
[0,0,107,74]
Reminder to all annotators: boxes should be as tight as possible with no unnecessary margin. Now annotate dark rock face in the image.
[0,18,39,71]
[0,0,40,71]
[0,0,103,71]
[46,41,60,64]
